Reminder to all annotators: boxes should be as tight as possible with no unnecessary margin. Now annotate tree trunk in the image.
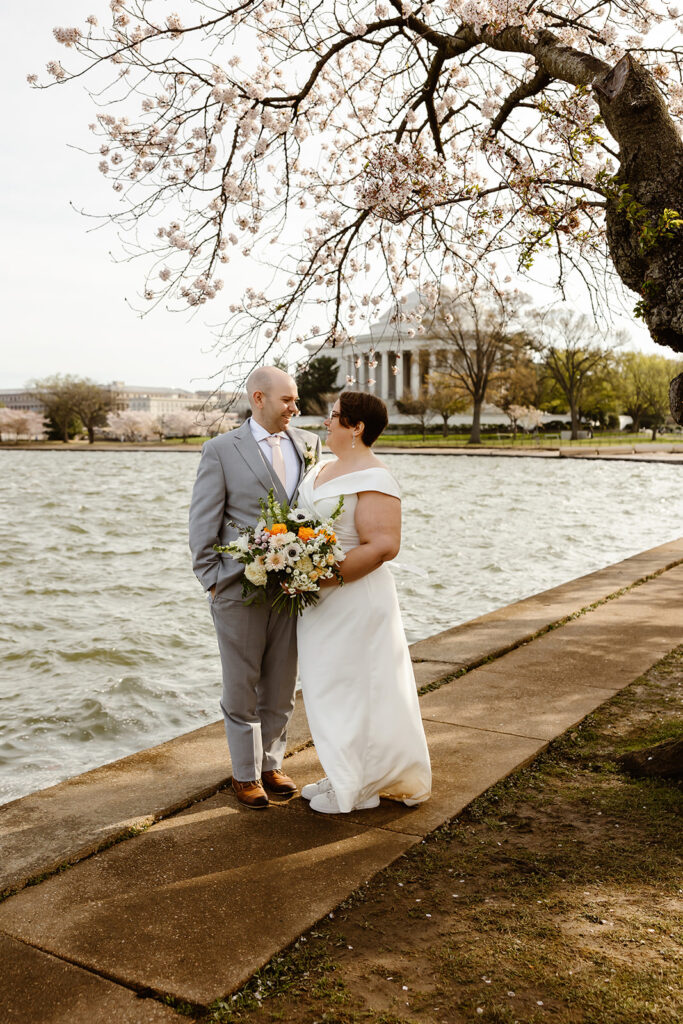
[570,403,580,441]
[618,738,683,782]
[87,424,95,444]
[670,373,683,425]
[456,32,683,354]
[651,424,657,441]
[441,415,448,438]
[469,401,482,444]
[593,56,683,354]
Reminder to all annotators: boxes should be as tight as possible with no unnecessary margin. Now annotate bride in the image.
[296,390,432,814]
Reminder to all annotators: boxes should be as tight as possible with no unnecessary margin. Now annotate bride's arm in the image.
[320,491,401,586]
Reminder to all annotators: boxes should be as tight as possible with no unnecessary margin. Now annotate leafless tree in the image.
[538,311,616,439]
[426,289,528,443]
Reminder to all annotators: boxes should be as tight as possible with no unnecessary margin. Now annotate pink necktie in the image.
[265,434,287,490]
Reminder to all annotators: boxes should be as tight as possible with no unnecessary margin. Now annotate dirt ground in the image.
[190,648,682,1024]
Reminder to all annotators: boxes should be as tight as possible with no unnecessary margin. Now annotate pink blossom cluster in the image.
[53,26,82,46]
[355,144,456,223]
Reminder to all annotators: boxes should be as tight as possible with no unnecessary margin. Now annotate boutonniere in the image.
[303,443,318,471]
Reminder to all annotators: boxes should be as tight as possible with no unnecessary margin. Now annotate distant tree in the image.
[32,375,114,443]
[0,409,46,442]
[488,344,540,435]
[149,416,166,442]
[579,369,619,429]
[106,410,157,442]
[31,376,80,442]
[0,408,16,441]
[395,391,435,441]
[503,404,533,439]
[68,379,117,444]
[161,409,204,442]
[425,372,469,437]
[639,355,683,440]
[516,406,546,433]
[427,289,529,444]
[295,357,340,415]
[195,408,239,437]
[538,312,616,440]
[615,352,670,433]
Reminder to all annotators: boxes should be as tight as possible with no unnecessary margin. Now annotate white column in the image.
[345,354,354,385]
[425,350,435,391]
[410,349,420,396]
[374,352,384,398]
[396,350,407,397]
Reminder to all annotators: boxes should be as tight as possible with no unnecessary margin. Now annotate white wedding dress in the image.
[296,460,432,812]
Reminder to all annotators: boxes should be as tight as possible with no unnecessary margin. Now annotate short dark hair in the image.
[338,391,388,447]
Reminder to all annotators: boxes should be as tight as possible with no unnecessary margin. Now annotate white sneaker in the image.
[309,789,380,814]
[301,777,333,801]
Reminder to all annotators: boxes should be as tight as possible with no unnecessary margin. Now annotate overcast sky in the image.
[2,2,666,393]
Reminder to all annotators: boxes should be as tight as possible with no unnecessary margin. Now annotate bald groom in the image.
[189,367,321,808]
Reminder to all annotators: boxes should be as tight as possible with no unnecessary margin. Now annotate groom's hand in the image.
[210,585,216,599]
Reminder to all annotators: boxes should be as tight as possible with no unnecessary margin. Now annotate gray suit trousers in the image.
[210,591,298,780]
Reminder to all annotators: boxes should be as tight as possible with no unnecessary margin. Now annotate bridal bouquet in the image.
[214,489,345,616]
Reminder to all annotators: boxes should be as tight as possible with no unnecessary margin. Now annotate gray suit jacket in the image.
[189,418,322,598]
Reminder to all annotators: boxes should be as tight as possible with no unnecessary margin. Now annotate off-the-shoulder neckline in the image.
[312,463,394,492]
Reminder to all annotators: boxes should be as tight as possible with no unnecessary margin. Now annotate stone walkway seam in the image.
[0,555,680,1020]
[1,535,682,900]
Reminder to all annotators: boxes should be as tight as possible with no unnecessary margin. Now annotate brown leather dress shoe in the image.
[262,768,298,795]
[231,778,269,809]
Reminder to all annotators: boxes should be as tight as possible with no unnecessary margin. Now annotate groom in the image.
[189,366,321,808]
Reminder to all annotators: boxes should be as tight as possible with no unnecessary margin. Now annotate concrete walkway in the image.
[1,538,682,1021]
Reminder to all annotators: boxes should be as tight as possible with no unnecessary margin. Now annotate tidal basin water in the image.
[1,449,682,805]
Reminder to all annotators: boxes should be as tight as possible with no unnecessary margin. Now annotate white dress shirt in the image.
[249,417,300,499]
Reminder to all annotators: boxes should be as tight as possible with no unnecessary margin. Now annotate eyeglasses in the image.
[327,409,340,419]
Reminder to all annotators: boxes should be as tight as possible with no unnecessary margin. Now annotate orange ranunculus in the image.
[317,528,336,542]
[269,523,288,535]
[298,526,315,541]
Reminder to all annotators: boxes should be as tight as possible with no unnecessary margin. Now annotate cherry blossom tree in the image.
[501,402,528,439]
[36,2,683,396]
[192,407,239,436]
[162,408,203,440]
[106,409,157,440]
[515,404,545,432]
[0,409,46,442]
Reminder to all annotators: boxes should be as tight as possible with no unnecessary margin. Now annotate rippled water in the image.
[1,450,681,805]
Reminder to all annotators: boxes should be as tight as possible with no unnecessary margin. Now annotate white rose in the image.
[244,561,267,587]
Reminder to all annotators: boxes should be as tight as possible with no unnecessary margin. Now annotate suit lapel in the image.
[234,419,288,502]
